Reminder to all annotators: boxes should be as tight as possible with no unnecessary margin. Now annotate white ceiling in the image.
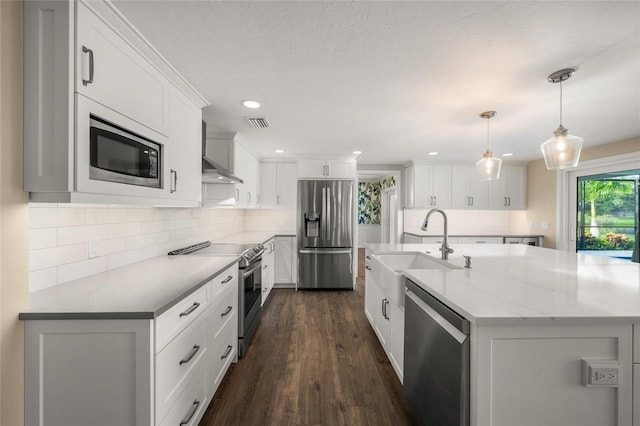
[114,1,640,166]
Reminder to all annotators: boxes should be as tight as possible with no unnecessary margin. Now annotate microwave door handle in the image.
[170,169,177,193]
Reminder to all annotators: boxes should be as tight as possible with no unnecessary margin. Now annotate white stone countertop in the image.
[365,243,640,325]
[403,231,544,238]
[20,255,240,320]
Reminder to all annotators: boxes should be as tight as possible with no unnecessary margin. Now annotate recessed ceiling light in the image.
[242,100,261,109]
[428,152,438,156]
[275,149,284,154]
[353,150,362,155]
[502,153,514,157]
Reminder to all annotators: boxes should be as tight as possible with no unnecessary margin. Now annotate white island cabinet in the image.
[22,257,239,426]
[365,243,640,426]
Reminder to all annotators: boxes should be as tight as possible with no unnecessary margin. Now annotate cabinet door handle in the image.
[179,302,200,317]
[170,169,177,193]
[221,306,233,317]
[365,265,371,271]
[257,194,260,205]
[221,345,233,359]
[385,300,390,320]
[179,345,200,365]
[503,197,507,206]
[263,264,268,269]
[507,196,511,206]
[179,400,201,426]
[235,188,240,201]
[277,194,280,205]
[470,196,474,206]
[433,196,437,206]
[366,255,371,260]
[248,192,251,203]
[221,275,233,284]
[82,46,94,86]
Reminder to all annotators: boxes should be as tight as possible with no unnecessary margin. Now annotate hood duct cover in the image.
[201,122,244,184]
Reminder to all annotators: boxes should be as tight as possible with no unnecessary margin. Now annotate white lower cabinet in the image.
[23,263,239,426]
[364,248,404,383]
[262,239,275,304]
[275,236,297,287]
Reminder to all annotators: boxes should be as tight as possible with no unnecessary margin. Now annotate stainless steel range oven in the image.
[169,241,265,357]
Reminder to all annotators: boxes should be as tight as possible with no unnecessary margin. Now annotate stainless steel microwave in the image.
[89,116,161,188]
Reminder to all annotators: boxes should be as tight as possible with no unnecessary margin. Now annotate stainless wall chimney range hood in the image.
[201,121,244,184]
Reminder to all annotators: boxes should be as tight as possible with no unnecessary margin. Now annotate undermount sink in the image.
[371,252,459,306]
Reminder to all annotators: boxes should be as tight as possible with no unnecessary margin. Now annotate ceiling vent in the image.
[247,117,270,128]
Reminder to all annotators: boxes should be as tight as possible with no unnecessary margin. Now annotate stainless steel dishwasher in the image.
[404,279,470,426]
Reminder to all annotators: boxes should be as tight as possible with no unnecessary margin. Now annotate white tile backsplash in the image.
[244,209,297,233]
[403,209,513,235]
[28,204,246,291]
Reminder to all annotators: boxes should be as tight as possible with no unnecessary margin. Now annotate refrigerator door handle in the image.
[299,249,352,255]
[326,188,331,240]
[321,187,327,240]
[349,251,352,274]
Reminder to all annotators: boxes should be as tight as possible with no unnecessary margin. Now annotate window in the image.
[576,169,639,261]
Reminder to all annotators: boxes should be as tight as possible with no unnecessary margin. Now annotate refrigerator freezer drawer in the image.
[298,250,353,290]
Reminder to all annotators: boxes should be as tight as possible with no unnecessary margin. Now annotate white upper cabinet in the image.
[489,165,527,210]
[166,86,202,204]
[450,165,489,209]
[298,158,356,179]
[404,164,451,209]
[260,162,298,209]
[76,1,170,135]
[233,143,260,209]
[24,0,207,205]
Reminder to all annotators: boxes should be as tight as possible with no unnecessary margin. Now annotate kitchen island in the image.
[364,243,640,426]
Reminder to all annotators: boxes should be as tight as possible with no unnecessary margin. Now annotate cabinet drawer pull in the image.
[221,306,232,317]
[365,265,372,271]
[366,255,371,260]
[179,400,201,426]
[221,275,233,284]
[82,46,94,86]
[221,345,232,359]
[179,302,200,317]
[179,345,200,365]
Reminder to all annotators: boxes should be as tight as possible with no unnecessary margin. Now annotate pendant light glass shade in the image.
[476,151,502,180]
[476,111,501,181]
[541,68,583,170]
[540,125,583,169]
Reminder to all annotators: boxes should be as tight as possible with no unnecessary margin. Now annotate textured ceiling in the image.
[113,1,640,166]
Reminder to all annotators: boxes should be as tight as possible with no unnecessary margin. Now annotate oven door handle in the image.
[243,263,261,279]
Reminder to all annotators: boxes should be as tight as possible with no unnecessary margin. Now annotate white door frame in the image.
[556,151,640,252]
[381,187,398,244]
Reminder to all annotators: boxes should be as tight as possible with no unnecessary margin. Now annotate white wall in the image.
[28,204,244,292]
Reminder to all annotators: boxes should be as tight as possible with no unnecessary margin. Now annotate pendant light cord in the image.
[486,116,491,151]
[559,80,563,127]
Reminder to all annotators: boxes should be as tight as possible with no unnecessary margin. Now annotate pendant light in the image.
[476,110,501,181]
[541,68,583,170]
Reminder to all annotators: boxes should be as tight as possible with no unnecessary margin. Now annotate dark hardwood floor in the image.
[199,251,416,426]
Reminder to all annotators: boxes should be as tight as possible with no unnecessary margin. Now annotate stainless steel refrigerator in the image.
[297,180,354,289]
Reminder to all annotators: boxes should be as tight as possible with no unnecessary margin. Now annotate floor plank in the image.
[199,277,417,426]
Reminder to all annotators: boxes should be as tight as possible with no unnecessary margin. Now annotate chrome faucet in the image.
[421,208,454,260]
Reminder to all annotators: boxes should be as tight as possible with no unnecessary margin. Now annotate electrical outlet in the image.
[541,221,550,230]
[88,238,100,259]
[582,359,620,387]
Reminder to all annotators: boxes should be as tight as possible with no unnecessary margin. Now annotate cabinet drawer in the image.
[208,312,237,393]
[158,362,208,426]
[156,313,208,421]
[209,284,236,340]
[211,264,238,297]
[156,284,211,353]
